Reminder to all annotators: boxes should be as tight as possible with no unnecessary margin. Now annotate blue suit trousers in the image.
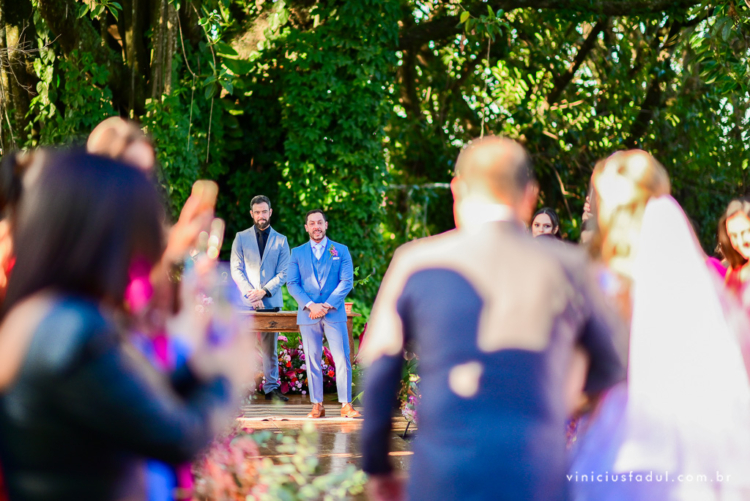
[299,319,351,403]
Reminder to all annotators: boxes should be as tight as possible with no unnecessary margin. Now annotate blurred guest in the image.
[87,116,155,173]
[0,151,46,298]
[531,207,561,238]
[230,195,291,402]
[360,136,624,501]
[571,151,750,499]
[723,199,750,294]
[707,213,730,280]
[88,117,216,500]
[0,151,252,501]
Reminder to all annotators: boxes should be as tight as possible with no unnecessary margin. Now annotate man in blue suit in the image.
[230,195,291,402]
[287,209,360,418]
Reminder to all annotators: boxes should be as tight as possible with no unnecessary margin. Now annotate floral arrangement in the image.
[329,244,338,258]
[192,425,261,500]
[256,335,338,395]
[193,424,366,500]
[401,375,420,424]
[396,355,421,426]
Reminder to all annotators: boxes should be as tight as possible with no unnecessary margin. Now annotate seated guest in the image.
[0,151,253,501]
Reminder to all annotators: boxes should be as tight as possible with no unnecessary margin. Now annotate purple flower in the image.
[278,335,288,342]
[302,390,307,395]
[301,364,306,370]
[300,354,306,361]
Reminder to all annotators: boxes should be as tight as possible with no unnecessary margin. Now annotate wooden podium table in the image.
[242,311,362,362]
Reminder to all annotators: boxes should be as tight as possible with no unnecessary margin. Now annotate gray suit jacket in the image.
[230,226,290,311]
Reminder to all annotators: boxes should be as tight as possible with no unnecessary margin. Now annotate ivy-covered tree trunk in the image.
[149,0,178,99]
[0,0,36,149]
[276,0,400,295]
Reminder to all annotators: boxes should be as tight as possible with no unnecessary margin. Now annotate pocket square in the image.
[333,257,340,260]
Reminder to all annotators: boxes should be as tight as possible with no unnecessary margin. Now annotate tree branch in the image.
[546,18,607,106]
[626,19,684,147]
[399,0,698,50]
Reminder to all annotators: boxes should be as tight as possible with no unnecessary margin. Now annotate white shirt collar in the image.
[456,200,516,230]
[311,236,328,255]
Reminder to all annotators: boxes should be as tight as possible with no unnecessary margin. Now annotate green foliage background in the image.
[3,0,750,301]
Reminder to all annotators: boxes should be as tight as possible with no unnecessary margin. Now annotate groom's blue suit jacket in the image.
[287,239,353,325]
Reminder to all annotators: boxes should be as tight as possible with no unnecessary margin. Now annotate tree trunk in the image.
[0,0,36,151]
[118,0,150,116]
[150,0,178,99]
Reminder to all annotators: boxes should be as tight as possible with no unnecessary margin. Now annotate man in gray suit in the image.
[230,195,291,401]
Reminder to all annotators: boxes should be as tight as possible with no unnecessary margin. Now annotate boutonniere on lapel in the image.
[329,244,339,259]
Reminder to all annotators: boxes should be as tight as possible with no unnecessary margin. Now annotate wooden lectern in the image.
[242,311,362,362]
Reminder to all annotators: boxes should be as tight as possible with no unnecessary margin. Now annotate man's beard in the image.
[311,229,326,241]
[255,219,270,230]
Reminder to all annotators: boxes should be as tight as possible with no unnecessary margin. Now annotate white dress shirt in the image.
[306,237,333,310]
[311,236,329,260]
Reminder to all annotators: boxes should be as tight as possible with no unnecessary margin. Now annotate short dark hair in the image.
[250,195,271,210]
[3,150,164,317]
[305,209,327,224]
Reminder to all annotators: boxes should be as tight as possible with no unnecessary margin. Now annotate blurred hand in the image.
[582,196,591,223]
[308,303,327,319]
[251,300,264,310]
[188,327,255,393]
[367,474,405,501]
[163,194,214,265]
[246,289,267,302]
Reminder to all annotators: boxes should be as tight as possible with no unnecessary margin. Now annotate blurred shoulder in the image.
[533,236,590,272]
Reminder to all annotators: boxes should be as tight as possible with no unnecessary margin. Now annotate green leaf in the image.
[722,22,733,42]
[488,5,494,18]
[222,58,254,75]
[214,41,239,58]
[78,4,90,18]
[460,11,470,24]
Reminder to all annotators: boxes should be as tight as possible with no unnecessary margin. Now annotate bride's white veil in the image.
[615,195,750,488]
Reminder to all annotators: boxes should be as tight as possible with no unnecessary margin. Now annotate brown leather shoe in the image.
[340,403,362,418]
[307,403,325,419]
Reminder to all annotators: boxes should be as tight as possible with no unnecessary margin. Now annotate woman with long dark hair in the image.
[0,150,252,500]
[531,207,561,238]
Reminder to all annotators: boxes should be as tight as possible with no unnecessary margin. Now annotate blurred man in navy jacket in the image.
[360,137,625,501]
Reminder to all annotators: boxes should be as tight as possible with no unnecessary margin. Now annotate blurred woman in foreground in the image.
[0,151,252,500]
[571,150,750,500]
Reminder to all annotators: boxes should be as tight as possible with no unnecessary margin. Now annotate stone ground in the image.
[239,393,414,486]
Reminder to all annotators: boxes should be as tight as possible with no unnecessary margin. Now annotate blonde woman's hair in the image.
[588,150,671,277]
